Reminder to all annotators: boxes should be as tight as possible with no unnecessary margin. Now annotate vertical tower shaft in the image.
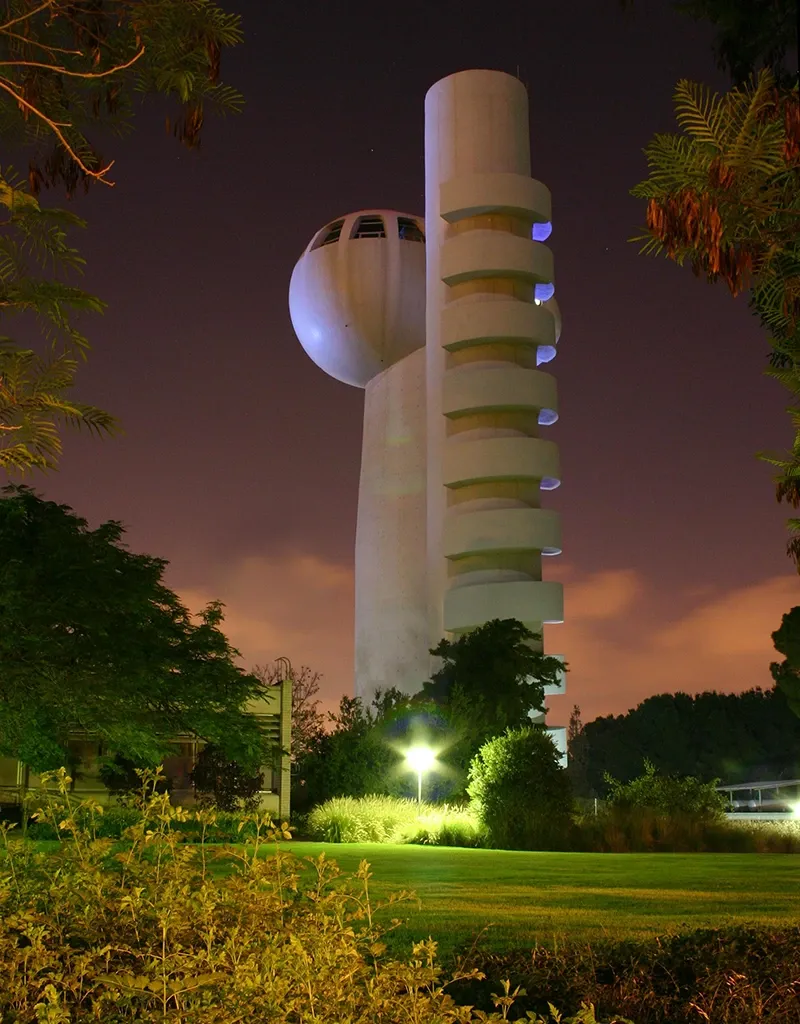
[424,70,563,662]
[355,347,429,697]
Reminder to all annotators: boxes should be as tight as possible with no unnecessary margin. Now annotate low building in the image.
[0,679,292,820]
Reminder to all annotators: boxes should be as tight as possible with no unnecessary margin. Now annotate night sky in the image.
[30,0,798,725]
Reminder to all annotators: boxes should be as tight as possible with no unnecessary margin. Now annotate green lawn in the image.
[270,842,800,955]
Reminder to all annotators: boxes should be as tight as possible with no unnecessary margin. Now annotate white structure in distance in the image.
[288,71,566,759]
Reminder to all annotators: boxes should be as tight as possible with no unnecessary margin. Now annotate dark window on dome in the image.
[312,219,345,249]
[351,215,386,239]
[398,217,424,242]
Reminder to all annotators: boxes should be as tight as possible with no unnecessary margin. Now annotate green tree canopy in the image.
[632,70,800,563]
[294,690,413,811]
[0,485,269,771]
[605,759,727,820]
[419,618,564,787]
[0,0,243,473]
[771,606,800,716]
[570,687,800,796]
[467,726,573,850]
[674,0,798,86]
[0,0,243,193]
[0,172,113,471]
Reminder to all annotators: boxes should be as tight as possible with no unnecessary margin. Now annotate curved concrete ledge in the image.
[440,173,551,225]
[443,436,560,489]
[443,366,557,422]
[441,232,554,287]
[441,298,556,351]
[443,507,562,559]
[443,579,564,632]
[541,654,567,696]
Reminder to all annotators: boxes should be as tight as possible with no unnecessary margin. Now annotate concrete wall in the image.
[355,346,430,699]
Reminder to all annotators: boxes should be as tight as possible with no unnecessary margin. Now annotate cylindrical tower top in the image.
[425,70,531,182]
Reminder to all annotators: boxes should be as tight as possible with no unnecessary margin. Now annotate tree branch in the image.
[0,75,115,185]
[0,46,145,79]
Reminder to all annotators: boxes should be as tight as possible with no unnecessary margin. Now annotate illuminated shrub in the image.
[307,794,485,846]
[468,726,573,850]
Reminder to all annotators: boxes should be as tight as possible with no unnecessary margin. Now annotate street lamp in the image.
[405,745,436,805]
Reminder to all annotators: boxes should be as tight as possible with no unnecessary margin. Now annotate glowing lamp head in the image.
[791,801,800,819]
[405,745,436,774]
[289,210,426,388]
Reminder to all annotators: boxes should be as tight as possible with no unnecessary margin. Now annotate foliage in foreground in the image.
[0,769,617,1024]
[631,69,800,563]
[0,0,244,473]
[0,171,114,471]
[307,795,486,847]
[457,925,800,1023]
[0,487,271,771]
[468,727,573,851]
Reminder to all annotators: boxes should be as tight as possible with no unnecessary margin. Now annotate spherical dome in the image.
[289,210,426,388]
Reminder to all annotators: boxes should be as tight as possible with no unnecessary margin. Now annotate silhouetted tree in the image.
[0,486,270,772]
[419,618,565,792]
[772,607,800,717]
[190,744,264,812]
[571,688,800,796]
[294,689,413,811]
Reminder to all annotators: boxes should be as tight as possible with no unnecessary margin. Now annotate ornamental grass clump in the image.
[306,795,487,847]
[0,768,616,1023]
[307,794,425,843]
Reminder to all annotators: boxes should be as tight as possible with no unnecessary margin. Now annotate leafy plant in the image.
[631,69,800,564]
[771,605,800,716]
[0,0,244,193]
[0,170,114,471]
[604,760,727,819]
[189,742,264,812]
[0,486,272,771]
[457,925,800,1023]
[420,619,566,794]
[468,727,573,850]
[0,767,614,1023]
[295,691,411,810]
[0,1,243,473]
[306,795,485,847]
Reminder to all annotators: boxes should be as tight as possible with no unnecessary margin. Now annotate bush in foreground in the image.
[0,769,613,1023]
[571,805,800,853]
[455,926,800,1023]
[468,727,573,850]
[605,760,727,820]
[307,794,486,847]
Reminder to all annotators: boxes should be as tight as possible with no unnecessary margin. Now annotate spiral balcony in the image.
[440,232,554,288]
[443,578,564,633]
[442,436,560,491]
[439,172,552,226]
[443,507,561,560]
[443,365,558,425]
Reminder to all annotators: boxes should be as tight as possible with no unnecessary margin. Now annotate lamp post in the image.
[405,745,436,805]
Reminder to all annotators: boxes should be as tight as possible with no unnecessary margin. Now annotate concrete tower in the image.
[289,210,431,696]
[289,73,566,754]
[424,71,565,740]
